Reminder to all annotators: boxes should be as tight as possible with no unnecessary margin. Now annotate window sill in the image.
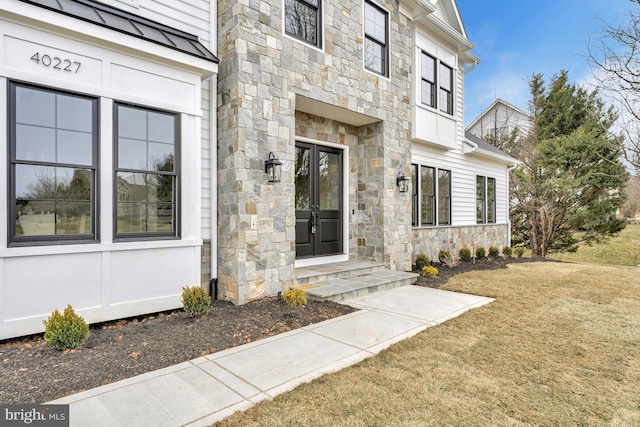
[0,238,203,258]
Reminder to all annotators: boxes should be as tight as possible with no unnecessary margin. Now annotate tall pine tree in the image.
[510,71,627,256]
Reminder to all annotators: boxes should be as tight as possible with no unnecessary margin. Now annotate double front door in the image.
[295,142,343,258]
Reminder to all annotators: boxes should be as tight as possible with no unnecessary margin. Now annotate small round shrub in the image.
[420,265,439,278]
[515,247,525,258]
[488,246,500,258]
[415,253,430,270]
[182,285,212,317]
[502,246,513,258]
[283,288,307,307]
[43,305,89,351]
[459,247,472,262]
[476,247,486,260]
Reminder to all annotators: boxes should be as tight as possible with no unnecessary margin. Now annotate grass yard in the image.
[215,261,640,426]
[549,223,640,266]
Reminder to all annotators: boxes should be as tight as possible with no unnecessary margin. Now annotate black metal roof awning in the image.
[19,0,219,63]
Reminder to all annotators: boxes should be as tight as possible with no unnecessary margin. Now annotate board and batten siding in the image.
[411,143,510,226]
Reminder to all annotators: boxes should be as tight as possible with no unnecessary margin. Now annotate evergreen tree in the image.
[509,71,627,256]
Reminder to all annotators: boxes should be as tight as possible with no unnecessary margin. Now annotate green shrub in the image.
[420,265,439,278]
[182,286,212,317]
[283,288,307,307]
[476,247,486,260]
[502,246,513,258]
[415,253,430,270]
[488,246,500,258]
[43,305,89,351]
[459,247,472,262]
[515,247,525,258]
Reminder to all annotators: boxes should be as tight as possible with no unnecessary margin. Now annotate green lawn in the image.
[548,223,640,266]
[215,262,640,426]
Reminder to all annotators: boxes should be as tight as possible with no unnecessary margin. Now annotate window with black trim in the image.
[476,176,496,224]
[411,163,451,226]
[364,0,389,77]
[421,53,436,108]
[439,63,453,114]
[420,51,454,115]
[8,82,98,244]
[285,0,322,48]
[115,103,179,238]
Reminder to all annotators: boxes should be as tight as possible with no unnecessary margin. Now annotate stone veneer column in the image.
[217,0,296,304]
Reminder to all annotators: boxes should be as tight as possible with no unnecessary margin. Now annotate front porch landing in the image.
[294,260,418,302]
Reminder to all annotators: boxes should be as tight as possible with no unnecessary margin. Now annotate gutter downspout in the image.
[210,2,218,297]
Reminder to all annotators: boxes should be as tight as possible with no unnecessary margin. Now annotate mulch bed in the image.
[0,256,547,405]
[0,298,355,404]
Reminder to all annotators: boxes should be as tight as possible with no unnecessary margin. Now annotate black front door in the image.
[295,142,343,258]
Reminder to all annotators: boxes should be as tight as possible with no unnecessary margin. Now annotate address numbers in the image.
[31,52,81,73]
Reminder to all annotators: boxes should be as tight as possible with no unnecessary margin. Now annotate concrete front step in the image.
[296,269,419,302]
[295,260,387,286]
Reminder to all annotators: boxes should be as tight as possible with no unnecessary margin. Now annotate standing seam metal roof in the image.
[19,0,219,63]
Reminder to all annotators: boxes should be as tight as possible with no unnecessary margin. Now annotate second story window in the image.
[421,53,436,108]
[285,0,322,48]
[439,63,453,114]
[420,50,454,116]
[364,0,389,77]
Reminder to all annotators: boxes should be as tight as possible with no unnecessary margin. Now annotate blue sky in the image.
[457,0,631,126]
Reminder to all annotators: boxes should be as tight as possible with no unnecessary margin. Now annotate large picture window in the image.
[285,0,322,48]
[420,51,454,116]
[411,163,451,226]
[364,0,389,77]
[8,82,97,244]
[115,104,179,238]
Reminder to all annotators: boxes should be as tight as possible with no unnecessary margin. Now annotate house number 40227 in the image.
[30,52,81,73]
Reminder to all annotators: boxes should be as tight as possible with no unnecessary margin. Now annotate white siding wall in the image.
[468,103,532,140]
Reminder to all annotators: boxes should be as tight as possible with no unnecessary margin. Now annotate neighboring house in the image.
[467,98,532,142]
[0,0,517,339]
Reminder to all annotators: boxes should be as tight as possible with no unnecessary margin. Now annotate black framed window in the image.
[411,163,451,226]
[420,51,454,116]
[476,176,496,224]
[8,82,98,244]
[364,0,389,77]
[285,0,322,48]
[476,175,486,223]
[439,63,453,114]
[421,52,436,108]
[420,165,435,226]
[114,104,179,239]
[487,177,496,223]
[438,169,451,225]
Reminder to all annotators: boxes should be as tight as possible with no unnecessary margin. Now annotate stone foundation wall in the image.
[412,224,510,263]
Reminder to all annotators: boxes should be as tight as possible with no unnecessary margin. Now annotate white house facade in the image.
[1,0,517,340]
[0,0,218,339]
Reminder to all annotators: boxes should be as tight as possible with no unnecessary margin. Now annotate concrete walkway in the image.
[50,286,493,426]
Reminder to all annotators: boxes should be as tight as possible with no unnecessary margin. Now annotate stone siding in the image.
[412,224,510,263]
[217,0,416,303]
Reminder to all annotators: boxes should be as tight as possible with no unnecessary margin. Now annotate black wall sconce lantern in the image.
[265,152,283,183]
[397,172,409,193]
